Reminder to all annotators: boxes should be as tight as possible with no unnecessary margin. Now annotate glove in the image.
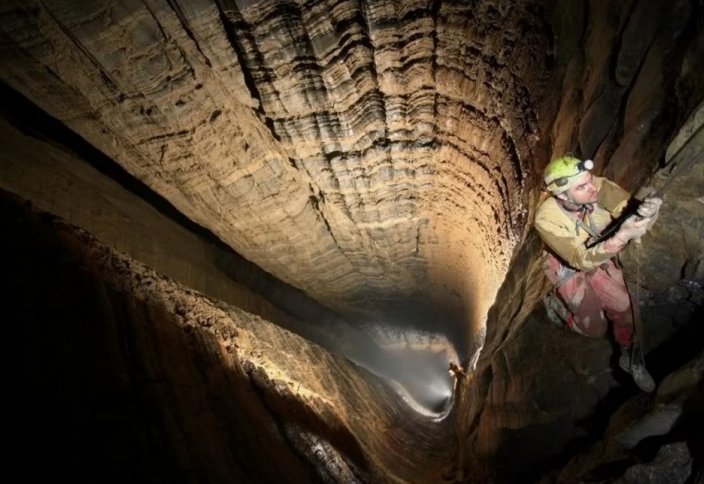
[637,197,663,219]
[617,214,651,240]
[603,215,652,252]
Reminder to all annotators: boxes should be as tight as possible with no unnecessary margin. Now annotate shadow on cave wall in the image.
[0,192,373,483]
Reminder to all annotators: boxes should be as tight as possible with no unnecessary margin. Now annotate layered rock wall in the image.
[0,0,552,348]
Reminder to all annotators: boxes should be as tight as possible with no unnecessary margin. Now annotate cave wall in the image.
[0,0,555,347]
[0,99,401,371]
[0,109,299,331]
[1,193,321,483]
[1,0,703,482]
[460,0,704,480]
[1,192,459,483]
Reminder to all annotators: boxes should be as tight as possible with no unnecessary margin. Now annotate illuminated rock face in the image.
[0,0,552,348]
[1,0,703,482]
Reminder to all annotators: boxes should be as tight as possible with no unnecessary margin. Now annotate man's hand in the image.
[603,215,652,252]
[617,214,651,242]
[637,197,663,219]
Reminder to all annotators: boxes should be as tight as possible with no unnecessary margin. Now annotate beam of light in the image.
[341,324,460,418]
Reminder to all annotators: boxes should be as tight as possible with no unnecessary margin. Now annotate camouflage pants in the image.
[544,254,633,347]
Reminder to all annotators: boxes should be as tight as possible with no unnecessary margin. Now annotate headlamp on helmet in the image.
[544,155,594,194]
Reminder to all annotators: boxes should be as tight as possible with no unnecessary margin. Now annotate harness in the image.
[548,200,609,287]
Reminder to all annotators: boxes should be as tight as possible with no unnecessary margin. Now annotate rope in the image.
[626,243,646,368]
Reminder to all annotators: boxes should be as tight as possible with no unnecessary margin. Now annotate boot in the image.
[619,346,656,393]
[543,292,571,326]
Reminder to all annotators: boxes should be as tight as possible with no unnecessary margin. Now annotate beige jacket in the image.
[535,176,631,272]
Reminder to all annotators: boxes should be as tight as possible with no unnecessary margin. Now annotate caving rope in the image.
[620,122,704,372]
[627,246,645,370]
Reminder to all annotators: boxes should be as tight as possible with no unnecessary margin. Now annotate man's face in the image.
[559,171,598,205]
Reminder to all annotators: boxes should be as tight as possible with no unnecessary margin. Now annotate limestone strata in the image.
[0,0,550,340]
